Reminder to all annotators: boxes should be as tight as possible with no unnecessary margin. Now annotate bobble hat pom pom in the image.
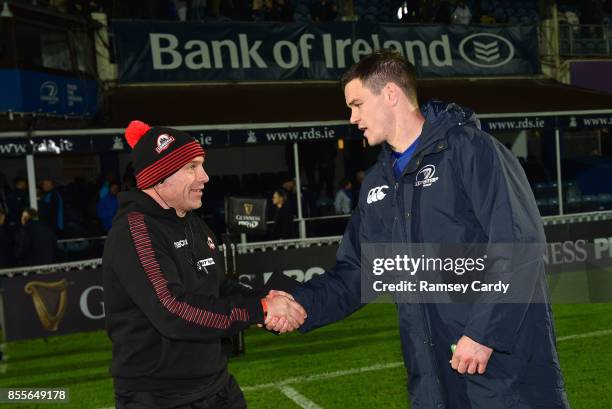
[125,120,152,148]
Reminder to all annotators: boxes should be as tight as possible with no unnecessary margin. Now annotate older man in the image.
[103,121,305,409]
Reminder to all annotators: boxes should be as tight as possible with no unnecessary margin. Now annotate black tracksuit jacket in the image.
[102,191,263,392]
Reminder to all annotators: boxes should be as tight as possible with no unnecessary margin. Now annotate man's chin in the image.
[365,135,382,146]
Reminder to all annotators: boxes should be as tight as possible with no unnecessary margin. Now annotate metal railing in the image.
[559,23,612,56]
[3,210,612,277]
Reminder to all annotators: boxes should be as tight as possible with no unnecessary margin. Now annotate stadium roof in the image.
[106,78,612,126]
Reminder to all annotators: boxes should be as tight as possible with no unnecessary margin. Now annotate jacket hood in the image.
[421,99,481,130]
[418,99,481,151]
[114,190,182,222]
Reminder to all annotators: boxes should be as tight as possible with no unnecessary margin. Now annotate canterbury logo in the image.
[367,185,389,204]
[415,165,439,187]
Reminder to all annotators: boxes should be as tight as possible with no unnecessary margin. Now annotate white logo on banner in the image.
[459,33,515,68]
[246,130,258,143]
[112,136,125,150]
[40,81,60,105]
[80,286,105,319]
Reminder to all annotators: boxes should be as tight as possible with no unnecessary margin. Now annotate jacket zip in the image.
[395,144,448,408]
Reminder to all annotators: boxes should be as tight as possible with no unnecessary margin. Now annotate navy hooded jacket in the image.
[291,101,570,409]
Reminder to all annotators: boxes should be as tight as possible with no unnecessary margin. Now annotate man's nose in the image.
[199,168,209,184]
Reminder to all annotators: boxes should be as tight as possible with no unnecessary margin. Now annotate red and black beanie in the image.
[125,120,205,190]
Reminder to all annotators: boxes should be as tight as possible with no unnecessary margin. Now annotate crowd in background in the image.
[0,157,366,267]
[16,0,612,25]
[7,0,611,33]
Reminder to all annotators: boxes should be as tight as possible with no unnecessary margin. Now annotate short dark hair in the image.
[341,49,418,105]
[339,178,352,188]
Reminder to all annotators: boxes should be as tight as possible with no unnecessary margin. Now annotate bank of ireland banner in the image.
[112,21,540,82]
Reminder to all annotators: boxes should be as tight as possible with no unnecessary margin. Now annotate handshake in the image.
[260,290,307,333]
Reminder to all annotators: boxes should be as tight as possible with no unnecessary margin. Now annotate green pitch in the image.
[1,303,611,409]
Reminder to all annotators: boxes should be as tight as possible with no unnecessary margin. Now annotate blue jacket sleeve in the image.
[455,128,547,353]
[290,211,364,332]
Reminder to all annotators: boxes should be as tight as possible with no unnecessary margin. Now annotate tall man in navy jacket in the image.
[272,50,570,408]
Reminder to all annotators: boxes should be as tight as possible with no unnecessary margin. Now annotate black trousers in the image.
[115,375,247,409]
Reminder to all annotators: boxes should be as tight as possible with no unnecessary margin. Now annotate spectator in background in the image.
[451,0,472,24]
[310,0,337,22]
[190,0,208,20]
[282,178,316,218]
[15,208,56,266]
[433,0,452,24]
[220,0,252,20]
[67,0,102,16]
[0,209,12,268]
[336,0,353,20]
[38,178,64,236]
[97,182,120,232]
[49,0,68,13]
[252,0,271,21]
[174,0,188,20]
[334,178,353,214]
[269,0,293,21]
[270,189,295,239]
[6,177,29,229]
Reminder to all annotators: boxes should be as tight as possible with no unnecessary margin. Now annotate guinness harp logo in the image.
[24,280,70,331]
[243,203,254,216]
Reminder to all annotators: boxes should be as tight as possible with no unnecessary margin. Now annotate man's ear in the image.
[385,82,399,106]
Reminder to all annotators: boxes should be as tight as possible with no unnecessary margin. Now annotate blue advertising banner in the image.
[0,69,98,117]
[1,112,608,157]
[112,21,540,83]
[0,124,348,157]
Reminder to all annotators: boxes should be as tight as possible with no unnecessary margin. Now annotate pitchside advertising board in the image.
[112,21,540,82]
[2,114,611,157]
[2,220,611,341]
[0,124,347,157]
[226,197,268,235]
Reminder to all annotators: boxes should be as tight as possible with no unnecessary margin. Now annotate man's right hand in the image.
[264,290,307,333]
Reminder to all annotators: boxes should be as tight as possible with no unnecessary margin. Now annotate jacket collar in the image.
[378,99,480,175]
[116,190,188,222]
